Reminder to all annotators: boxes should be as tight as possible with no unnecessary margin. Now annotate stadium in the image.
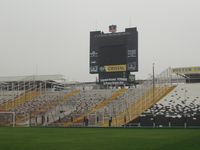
[1,67,200,128]
[1,25,200,128]
[1,24,200,149]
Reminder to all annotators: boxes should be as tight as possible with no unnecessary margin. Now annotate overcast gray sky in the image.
[0,0,199,82]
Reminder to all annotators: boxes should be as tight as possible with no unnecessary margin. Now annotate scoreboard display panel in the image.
[90,27,138,85]
[99,44,126,66]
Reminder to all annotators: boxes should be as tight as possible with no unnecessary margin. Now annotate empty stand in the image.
[50,89,118,126]
[130,83,200,127]
[14,89,80,126]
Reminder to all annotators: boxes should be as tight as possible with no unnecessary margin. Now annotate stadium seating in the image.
[1,68,200,128]
[0,91,24,111]
[13,90,80,125]
[130,83,200,127]
[99,85,175,127]
[51,89,119,126]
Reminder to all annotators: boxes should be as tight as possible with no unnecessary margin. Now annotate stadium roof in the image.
[0,74,65,82]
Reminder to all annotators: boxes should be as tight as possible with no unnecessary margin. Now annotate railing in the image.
[86,68,176,127]
[106,86,175,127]
[16,89,80,126]
[64,88,128,127]
[0,90,40,111]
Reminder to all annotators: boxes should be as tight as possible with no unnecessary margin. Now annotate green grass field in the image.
[0,128,200,150]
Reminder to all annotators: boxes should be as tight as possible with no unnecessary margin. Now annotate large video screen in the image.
[98,44,126,66]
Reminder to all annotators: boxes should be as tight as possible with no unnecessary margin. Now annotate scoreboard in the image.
[90,27,138,85]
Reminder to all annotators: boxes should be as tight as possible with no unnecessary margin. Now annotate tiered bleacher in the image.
[0,91,23,105]
[0,75,67,126]
[13,91,64,114]
[1,66,200,128]
[53,89,116,126]
[129,83,200,127]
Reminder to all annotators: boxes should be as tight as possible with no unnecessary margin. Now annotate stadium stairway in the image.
[101,85,176,127]
[0,90,40,112]
[63,88,128,127]
[16,89,80,125]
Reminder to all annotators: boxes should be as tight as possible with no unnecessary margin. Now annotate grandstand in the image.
[128,83,200,127]
[0,67,200,128]
[0,75,71,126]
[49,67,173,127]
[128,67,200,127]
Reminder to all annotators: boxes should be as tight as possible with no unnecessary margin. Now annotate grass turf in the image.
[0,128,200,150]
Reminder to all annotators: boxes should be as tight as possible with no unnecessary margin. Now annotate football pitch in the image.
[0,128,199,150]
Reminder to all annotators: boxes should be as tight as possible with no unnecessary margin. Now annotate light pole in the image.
[153,63,155,102]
